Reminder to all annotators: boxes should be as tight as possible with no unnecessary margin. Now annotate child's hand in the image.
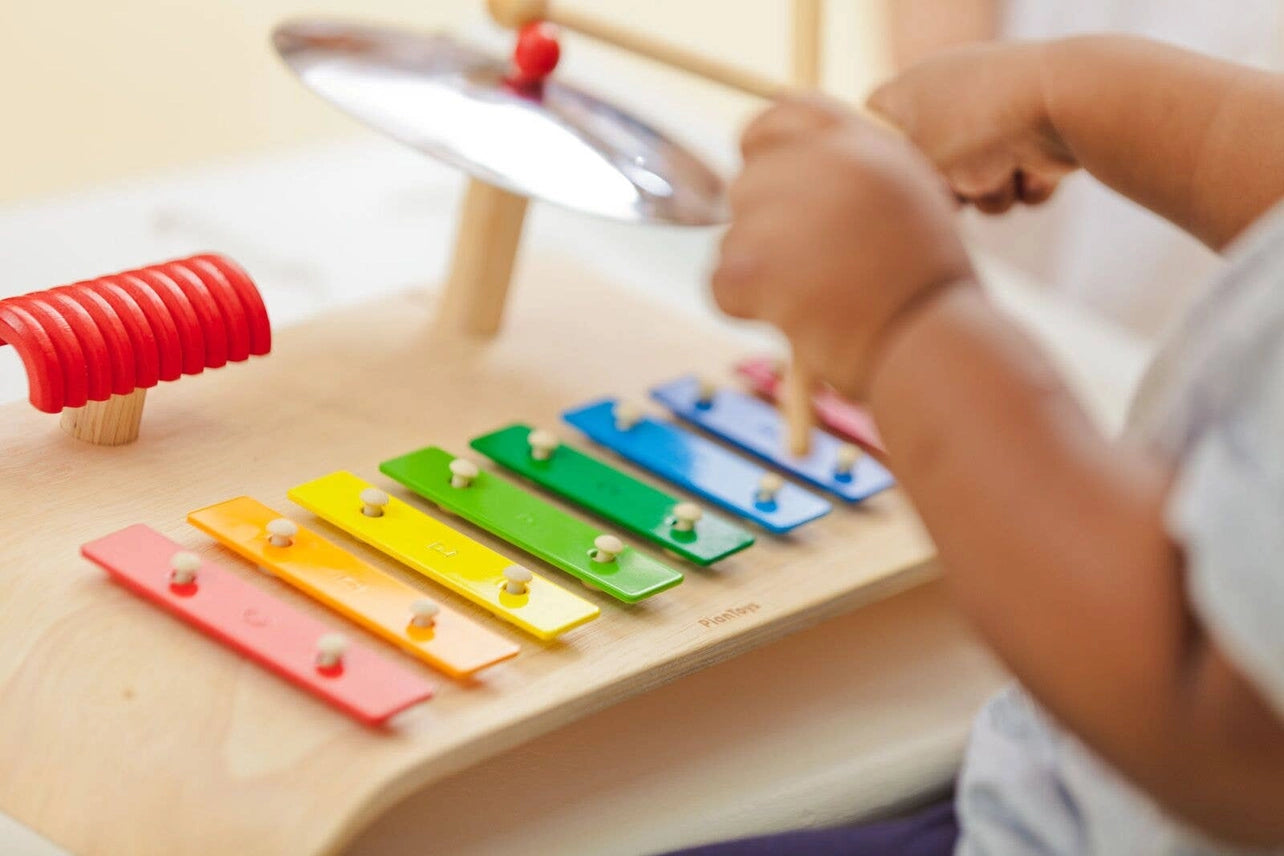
[868,42,1078,213]
[711,96,974,398]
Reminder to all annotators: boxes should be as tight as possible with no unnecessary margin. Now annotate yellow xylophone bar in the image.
[288,472,600,641]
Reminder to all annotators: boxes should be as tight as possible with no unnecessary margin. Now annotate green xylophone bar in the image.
[470,424,754,565]
[381,446,684,603]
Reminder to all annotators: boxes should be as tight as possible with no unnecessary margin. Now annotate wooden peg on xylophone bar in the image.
[315,633,349,671]
[755,473,784,506]
[169,551,201,586]
[613,401,644,431]
[449,458,480,488]
[527,428,558,461]
[695,376,718,408]
[360,488,389,518]
[590,534,623,564]
[670,502,702,533]
[834,443,862,478]
[502,565,534,595]
[266,518,298,548]
[408,599,441,629]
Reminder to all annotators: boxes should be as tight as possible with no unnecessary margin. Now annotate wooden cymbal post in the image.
[438,178,530,337]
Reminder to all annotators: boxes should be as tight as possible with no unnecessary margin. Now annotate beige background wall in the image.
[0,0,890,205]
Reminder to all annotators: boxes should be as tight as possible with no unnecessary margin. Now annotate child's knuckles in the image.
[947,163,1007,199]
[740,113,802,158]
[741,99,845,158]
[710,237,765,319]
[865,81,913,133]
[1019,172,1060,204]
[972,175,1019,213]
[776,92,849,125]
[726,171,768,214]
[709,271,756,320]
[864,82,893,116]
[974,194,1015,215]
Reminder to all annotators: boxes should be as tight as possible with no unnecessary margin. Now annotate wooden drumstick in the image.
[783,0,824,458]
[488,0,831,456]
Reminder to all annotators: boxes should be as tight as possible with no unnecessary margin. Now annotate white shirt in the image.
[956,201,1284,855]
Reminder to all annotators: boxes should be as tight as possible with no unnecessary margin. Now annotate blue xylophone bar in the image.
[650,375,896,503]
[563,398,832,534]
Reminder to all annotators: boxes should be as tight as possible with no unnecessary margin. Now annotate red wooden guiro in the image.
[0,253,271,444]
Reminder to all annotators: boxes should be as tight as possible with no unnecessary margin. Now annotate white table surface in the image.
[0,140,1150,855]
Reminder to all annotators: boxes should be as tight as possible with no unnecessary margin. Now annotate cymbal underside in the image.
[274,19,729,225]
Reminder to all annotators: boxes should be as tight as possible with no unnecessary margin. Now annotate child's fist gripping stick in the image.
[711,95,975,400]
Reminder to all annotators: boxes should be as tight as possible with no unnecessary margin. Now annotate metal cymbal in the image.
[273,19,728,225]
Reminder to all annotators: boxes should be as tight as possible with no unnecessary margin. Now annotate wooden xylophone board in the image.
[0,256,935,856]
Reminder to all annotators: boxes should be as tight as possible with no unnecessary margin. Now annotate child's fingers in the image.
[946,149,1016,198]
[864,81,913,137]
[740,95,846,160]
[972,179,1018,214]
[726,147,811,216]
[1017,170,1059,205]
[710,227,764,320]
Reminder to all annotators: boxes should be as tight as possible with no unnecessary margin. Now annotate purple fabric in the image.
[661,799,957,856]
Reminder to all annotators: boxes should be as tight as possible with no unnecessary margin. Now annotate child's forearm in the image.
[868,284,1284,842]
[1043,36,1284,250]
